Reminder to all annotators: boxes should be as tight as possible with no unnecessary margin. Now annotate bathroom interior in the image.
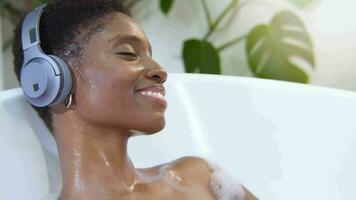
[1,0,356,199]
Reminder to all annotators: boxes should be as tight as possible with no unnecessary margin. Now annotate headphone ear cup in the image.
[48,55,73,106]
[20,58,53,105]
[20,56,72,107]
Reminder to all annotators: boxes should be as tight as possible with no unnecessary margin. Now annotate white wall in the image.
[303,0,356,90]
[2,0,356,92]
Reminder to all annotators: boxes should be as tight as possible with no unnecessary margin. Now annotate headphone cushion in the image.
[48,55,72,106]
[20,55,72,107]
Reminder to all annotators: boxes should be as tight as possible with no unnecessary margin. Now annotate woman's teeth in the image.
[139,91,165,100]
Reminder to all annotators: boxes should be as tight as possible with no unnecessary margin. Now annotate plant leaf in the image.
[246,11,314,83]
[288,0,314,9]
[183,39,221,74]
[30,0,50,7]
[160,0,174,15]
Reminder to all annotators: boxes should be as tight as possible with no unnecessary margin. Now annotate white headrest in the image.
[0,88,60,200]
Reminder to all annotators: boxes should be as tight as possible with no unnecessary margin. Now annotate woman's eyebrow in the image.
[109,34,152,57]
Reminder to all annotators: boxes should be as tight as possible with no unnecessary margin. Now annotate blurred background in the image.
[1,0,356,92]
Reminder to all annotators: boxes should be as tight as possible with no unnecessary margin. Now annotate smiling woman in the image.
[11,0,257,199]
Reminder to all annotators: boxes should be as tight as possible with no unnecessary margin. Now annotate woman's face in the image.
[73,12,168,135]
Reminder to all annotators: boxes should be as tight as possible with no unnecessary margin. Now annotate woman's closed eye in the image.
[117,52,139,60]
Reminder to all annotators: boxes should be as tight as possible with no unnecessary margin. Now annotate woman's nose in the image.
[145,64,168,84]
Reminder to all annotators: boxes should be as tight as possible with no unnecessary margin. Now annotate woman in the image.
[13,0,258,199]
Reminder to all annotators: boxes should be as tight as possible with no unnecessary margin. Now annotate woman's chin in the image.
[131,119,166,136]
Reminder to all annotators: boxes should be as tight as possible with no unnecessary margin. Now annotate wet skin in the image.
[51,12,257,200]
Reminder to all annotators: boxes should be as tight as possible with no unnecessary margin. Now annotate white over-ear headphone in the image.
[20,4,72,107]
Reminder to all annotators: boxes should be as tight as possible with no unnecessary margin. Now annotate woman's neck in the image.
[53,112,141,199]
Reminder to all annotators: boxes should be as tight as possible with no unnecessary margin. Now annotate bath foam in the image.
[207,161,245,200]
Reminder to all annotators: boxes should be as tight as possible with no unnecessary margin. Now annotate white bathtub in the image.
[1,73,356,200]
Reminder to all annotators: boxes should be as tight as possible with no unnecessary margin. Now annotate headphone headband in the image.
[21,4,46,51]
[20,4,73,107]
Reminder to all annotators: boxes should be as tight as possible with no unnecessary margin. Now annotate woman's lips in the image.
[135,84,167,108]
[136,91,167,108]
[135,85,166,96]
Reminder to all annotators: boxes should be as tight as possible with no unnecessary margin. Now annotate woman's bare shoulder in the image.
[170,156,210,169]
[138,157,258,199]
[137,156,210,174]
[137,156,212,189]
[169,156,212,185]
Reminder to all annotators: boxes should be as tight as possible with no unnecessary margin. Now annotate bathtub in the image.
[1,73,356,200]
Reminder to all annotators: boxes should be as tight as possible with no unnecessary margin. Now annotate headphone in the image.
[20,4,72,107]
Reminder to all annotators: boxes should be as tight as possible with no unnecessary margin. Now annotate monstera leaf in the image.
[160,0,174,15]
[288,0,314,9]
[183,39,221,74]
[246,11,314,83]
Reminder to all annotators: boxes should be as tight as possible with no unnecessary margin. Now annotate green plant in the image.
[159,0,174,15]
[180,0,315,83]
[246,11,314,83]
[1,0,315,83]
[288,0,314,9]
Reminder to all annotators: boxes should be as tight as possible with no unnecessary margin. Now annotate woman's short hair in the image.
[12,0,131,133]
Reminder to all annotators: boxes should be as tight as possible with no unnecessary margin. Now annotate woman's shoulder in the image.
[138,156,211,179]
[140,157,256,200]
[169,156,212,186]
[171,156,210,169]
[171,156,250,200]
[138,156,213,192]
